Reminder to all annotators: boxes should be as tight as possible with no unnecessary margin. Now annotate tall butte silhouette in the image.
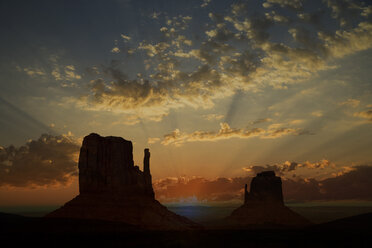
[225,171,311,228]
[46,133,200,230]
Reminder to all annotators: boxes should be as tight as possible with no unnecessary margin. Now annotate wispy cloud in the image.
[339,98,360,108]
[242,159,335,176]
[150,122,310,146]
[249,118,272,125]
[311,111,323,117]
[203,114,224,121]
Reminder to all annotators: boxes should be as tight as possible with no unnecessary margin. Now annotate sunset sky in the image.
[1,0,372,206]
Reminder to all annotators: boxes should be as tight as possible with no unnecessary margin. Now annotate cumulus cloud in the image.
[153,122,310,146]
[0,134,80,188]
[153,165,372,202]
[74,0,372,122]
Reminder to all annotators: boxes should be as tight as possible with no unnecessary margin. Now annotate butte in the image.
[46,133,199,230]
[225,171,311,228]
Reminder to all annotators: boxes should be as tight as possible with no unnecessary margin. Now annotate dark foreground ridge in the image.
[224,171,311,228]
[1,212,371,248]
[46,133,199,230]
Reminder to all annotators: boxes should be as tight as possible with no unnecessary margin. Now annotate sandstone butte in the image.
[226,171,311,228]
[46,133,200,230]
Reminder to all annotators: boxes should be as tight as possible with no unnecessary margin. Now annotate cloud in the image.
[203,114,224,121]
[77,58,229,121]
[153,176,247,203]
[18,66,46,77]
[63,65,81,80]
[262,127,300,139]
[160,123,265,146]
[153,165,372,203]
[263,0,303,10]
[311,111,323,117]
[0,133,80,188]
[289,119,304,125]
[150,11,161,19]
[326,0,367,27]
[243,159,334,176]
[284,165,372,201]
[354,109,372,122]
[17,53,82,88]
[201,0,211,8]
[362,6,372,17]
[339,98,360,108]
[319,165,372,199]
[249,118,273,125]
[120,34,131,41]
[157,122,310,146]
[73,0,372,122]
[148,137,160,144]
[319,21,372,58]
[111,47,120,53]
[49,59,82,84]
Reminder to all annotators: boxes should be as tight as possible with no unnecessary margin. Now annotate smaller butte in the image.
[225,171,311,228]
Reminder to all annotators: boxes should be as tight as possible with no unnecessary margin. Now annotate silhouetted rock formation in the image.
[227,171,310,228]
[78,134,154,197]
[244,171,283,204]
[46,133,199,230]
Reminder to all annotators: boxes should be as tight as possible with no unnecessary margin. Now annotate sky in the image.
[0,0,372,206]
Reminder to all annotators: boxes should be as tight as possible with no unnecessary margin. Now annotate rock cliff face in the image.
[227,171,310,228]
[46,133,199,230]
[78,133,154,197]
